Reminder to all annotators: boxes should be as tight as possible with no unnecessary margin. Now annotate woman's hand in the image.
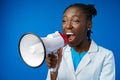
[46,48,62,70]
[46,48,62,80]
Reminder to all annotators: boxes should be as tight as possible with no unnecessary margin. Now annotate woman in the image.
[46,3,115,80]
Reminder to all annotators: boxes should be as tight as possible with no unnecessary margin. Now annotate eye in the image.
[72,20,80,24]
[62,20,66,23]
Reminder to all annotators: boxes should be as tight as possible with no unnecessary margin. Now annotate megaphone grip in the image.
[50,67,58,72]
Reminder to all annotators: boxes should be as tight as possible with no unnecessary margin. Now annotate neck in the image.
[74,39,91,53]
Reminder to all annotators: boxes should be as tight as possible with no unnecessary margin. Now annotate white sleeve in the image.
[100,51,115,80]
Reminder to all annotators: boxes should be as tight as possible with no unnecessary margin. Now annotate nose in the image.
[66,21,73,29]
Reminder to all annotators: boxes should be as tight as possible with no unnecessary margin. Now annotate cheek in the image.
[62,25,66,32]
[76,25,87,39]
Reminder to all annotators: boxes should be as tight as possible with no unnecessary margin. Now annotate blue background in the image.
[0,0,120,80]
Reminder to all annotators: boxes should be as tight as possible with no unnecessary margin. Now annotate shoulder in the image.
[97,46,114,61]
[90,40,114,60]
[90,40,113,54]
[98,46,113,54]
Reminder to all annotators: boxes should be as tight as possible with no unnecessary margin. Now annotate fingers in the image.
[46,54,58,68]
[46,48,63,69]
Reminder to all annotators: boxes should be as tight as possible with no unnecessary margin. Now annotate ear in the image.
[87,20,92,29]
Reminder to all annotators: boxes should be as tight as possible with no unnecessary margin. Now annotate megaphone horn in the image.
[19,31,68,72]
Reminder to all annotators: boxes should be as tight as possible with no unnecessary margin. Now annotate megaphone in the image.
[19,31,68,72]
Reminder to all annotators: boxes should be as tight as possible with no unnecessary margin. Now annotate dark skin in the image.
[62,6,92,52]
[46,6,92,80]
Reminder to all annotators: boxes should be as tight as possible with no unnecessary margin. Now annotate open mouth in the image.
[66,32,75,42]
[66,32,73,37]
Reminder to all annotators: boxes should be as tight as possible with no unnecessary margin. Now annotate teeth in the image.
[66,32,73,35]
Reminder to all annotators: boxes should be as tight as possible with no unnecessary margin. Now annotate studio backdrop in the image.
[0,0,120,80]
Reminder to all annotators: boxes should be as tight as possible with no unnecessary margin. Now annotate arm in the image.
[100,51,115,80]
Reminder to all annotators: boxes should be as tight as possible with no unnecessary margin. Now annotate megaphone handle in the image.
[50,66,58,72]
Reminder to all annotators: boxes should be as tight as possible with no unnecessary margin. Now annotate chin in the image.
[68,43,76,47]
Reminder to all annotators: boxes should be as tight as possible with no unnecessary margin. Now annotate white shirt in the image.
[46,40,115,80]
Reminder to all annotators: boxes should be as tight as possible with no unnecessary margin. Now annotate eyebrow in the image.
[63,15,82,19]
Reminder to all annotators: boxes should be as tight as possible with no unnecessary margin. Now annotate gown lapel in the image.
[76,53,91,74]
[63,46,75,74]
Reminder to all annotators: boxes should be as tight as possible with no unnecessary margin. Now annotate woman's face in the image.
[62,7,91,47]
